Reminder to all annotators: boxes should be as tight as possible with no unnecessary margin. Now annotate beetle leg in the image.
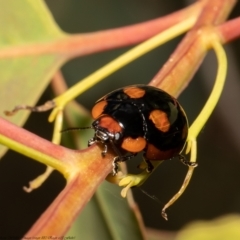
[101,144,108,157]
[179,154,198,167]
[88,138,109,157]
[112,153,136,175]
[88,138,95,146]
[143,156,154,173]
[109,140,137,174]
[118,154,136,162]
[112,157,119,175]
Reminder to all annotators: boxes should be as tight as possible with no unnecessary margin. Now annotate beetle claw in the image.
[112,157,119,176]
[181,157,198,167]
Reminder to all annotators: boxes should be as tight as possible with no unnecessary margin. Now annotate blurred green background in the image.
[0,0,240,238]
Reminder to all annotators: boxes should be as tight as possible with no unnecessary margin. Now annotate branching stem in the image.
[49,16,196,122]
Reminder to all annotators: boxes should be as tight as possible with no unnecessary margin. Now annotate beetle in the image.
[88,84,191,175]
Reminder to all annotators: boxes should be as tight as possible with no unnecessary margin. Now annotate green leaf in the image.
[0,0,67,156]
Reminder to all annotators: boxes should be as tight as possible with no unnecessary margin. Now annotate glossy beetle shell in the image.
[91,85,188,161]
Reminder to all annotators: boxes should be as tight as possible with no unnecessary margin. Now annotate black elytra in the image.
[88,85,188,174]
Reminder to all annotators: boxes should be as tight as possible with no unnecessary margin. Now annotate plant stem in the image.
[49,16,196,122]
[0,118,71,177]
[0,2,201,59]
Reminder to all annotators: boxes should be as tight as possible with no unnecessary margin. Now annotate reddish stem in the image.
[149,0,237,95]
[192,0,236,27]
[0,117,70,164]
[218,16,240,43]
[0,0,238,237]
[0,117,114,235]
[24,148,114,236]
[66,2,201,59]
[0,2,201,59]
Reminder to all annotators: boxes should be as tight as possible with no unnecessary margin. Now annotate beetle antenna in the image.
[61,127,93,133]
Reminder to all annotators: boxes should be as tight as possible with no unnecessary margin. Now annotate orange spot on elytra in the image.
[121,137,146,152]
[149,109,170,132]
[124,87,145,98]
[92,101,107,119]
[99,116,122,133]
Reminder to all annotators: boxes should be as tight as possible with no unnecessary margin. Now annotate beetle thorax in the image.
[92,115,123,143]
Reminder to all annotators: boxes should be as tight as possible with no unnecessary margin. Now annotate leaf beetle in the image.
[88,84,190,175]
